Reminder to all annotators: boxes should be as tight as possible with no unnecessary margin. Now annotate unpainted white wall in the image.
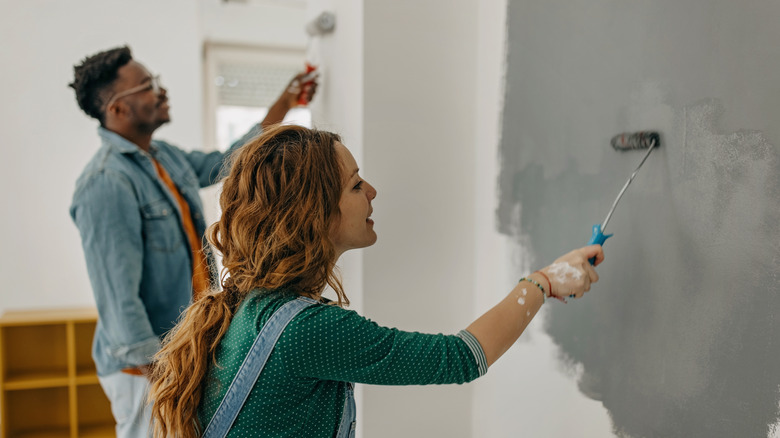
[202,0,307,48]
[361,1,479,436]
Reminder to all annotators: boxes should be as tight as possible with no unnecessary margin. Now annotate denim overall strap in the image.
[202,296,316,438]
[335,382,357,438]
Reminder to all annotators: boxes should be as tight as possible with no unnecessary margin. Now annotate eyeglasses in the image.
[105,75,162,109]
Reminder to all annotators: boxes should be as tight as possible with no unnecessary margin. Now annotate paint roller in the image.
[296,11,336,106]
[587,131,661,264]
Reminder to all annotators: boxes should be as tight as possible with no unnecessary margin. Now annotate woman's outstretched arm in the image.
[466,244,604,367]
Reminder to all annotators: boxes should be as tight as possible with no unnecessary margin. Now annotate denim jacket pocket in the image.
[141,198,183,252]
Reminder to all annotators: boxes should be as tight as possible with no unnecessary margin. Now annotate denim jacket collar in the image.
[97,127,159,156]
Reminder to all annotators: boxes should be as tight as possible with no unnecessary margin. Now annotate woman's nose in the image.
[366,182,377,200]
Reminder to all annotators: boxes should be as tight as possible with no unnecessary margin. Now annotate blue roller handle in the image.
[587,224,612,265]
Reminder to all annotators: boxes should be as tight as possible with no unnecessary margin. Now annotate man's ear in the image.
[105,100,126,122]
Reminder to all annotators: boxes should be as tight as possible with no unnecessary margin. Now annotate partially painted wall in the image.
[498,1,780,437]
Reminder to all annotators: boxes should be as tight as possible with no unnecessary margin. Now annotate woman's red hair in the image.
[149,124,346,437]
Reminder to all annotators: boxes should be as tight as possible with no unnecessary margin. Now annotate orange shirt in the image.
[152,159,211,300]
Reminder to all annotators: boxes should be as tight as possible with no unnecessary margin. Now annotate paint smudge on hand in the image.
[547,262,583,283]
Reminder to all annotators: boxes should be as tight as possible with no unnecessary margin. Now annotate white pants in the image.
[98,371,152,438]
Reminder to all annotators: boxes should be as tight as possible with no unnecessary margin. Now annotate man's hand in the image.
[262,71,320,128]
[285,70,319,107]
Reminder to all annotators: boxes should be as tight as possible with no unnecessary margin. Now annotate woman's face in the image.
[331,142,377,256]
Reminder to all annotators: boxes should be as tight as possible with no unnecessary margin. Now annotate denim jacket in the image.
[70,126,259,376]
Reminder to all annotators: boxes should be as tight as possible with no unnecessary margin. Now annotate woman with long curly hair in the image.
[148,124,604,437]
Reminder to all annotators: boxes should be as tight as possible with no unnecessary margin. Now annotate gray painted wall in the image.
[498,1,780,437]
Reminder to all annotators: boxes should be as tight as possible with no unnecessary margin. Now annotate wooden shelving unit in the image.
[0,308,115,438]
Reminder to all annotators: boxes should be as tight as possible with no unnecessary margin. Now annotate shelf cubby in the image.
[2,323,69,388]
[0,308,115,438]
[4,386,71,438]
[74,321,98,377]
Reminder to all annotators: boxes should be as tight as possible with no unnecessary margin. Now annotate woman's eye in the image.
[353,181,363,191]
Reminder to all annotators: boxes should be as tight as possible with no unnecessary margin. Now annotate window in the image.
[204,44,311,151]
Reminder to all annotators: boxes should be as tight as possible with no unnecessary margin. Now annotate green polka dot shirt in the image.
[198,289,488,437]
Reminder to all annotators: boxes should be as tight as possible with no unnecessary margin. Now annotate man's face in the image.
[108,60,170,132]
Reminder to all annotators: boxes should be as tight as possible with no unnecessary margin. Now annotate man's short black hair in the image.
[69,46,133,126]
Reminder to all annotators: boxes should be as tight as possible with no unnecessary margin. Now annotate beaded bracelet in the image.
[534,270,553,297]
[518,277,546,302]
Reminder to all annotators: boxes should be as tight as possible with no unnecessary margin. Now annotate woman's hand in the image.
[467,245,604,366]
[537,245,604,301]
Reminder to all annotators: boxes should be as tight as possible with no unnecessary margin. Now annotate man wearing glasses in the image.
[68,46,316,437]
